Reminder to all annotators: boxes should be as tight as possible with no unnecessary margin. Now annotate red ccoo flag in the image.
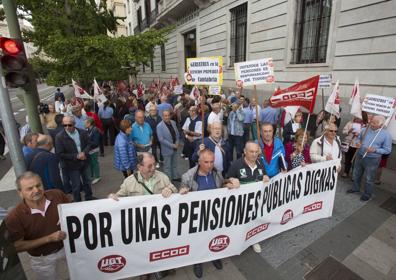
[269,75,320,113]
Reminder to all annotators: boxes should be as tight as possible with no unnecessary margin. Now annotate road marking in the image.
[13,112,18,116]
[18,108,26,112]
[0,167,17,192]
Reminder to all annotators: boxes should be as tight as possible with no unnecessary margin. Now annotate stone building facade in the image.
[130,0,396,102]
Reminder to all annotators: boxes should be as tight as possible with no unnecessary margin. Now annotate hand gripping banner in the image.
[59,159,339,279]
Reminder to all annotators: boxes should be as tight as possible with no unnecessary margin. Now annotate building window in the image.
[151,59,154,72]
[145,0,151,26]
[161,44,166,71]
[137,7,142,31]
[291,0,332,64]
[128,22,132,35]
[127,0,130,14]
[230,3,247,66]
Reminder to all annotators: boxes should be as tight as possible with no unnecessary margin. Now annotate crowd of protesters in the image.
[3,81,393,280]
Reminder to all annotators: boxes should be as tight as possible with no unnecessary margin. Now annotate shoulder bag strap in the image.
[133,173,154,195]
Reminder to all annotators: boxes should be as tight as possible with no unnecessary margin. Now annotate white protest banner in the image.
[362,94,396,117]
[234,58,275,87]
[184,56,223,86]
[59,160,339,280]
[173,85,184,94]
[318,74,332,89]
[386,112,396,144]
[208,85,221,95]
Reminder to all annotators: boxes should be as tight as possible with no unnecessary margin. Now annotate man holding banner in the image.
[108,153,177,279]
[347,115,392,201]
[180,149,239,278]
[226,141,269,253]
[258,123,287,178]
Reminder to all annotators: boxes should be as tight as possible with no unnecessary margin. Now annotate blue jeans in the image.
[352,153,381,198]
[163,152,180,180]
[65,164,93,202]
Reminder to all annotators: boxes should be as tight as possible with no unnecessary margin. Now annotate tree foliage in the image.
[15,0,171,85]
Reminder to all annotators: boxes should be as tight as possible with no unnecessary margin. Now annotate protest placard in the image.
[386,112,396,144]
[59,160,339,280]
[234,58,274,87]
[362,94,395,117]
[173,85,184,94]
[318,74,332,89]
[184,56,223,86]
[208,85,221,95]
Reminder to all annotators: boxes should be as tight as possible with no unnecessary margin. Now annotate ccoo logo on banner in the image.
[59,160,340,280]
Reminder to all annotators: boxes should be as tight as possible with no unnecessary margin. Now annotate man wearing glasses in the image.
[55,116,95,202]
[310,123,342,163]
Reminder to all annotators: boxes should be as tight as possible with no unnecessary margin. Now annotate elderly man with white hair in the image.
[347,115,392,201]
[310,123,342,163]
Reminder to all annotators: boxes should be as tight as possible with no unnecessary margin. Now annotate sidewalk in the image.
[1,146,395,279]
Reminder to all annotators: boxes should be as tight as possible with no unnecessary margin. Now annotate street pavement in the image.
[0,88,396,279]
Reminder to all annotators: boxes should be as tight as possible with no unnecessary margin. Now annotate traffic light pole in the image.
[3,0,43,133]
[0,66,26,177]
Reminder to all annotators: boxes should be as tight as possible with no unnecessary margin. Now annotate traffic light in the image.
[0,37,29,88]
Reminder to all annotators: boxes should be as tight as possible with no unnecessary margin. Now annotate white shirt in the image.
[145,101,155,117]
[323,137,341,160]
[182,117,202,140]
[292,122,301,133]
[214,145,223,172]
[55,101,65,113]
[208,111,221,125]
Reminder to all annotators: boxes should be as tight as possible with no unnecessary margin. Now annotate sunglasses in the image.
[63,124,74,127]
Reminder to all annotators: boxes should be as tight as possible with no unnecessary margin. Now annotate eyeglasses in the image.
[63,124,74,127]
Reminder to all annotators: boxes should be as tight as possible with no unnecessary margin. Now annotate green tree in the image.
[16,0,171,85]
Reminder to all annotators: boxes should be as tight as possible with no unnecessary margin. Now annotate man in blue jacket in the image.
[156,110,181,181]
[258,122,287,177]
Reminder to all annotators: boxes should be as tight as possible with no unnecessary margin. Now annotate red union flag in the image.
[269,75,320,113]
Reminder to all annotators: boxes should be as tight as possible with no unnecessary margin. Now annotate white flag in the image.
[324,80,340,118]
[93,78,107,106]
[386,107,396,144]
[349,80,362,119]
[284,106,300,119]
[72,79,93,100]
[190,86,200,101]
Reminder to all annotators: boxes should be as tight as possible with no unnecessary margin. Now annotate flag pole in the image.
[254,85,261,143]
[362,113,392,158]
[362,124,384,159]
[201,90,205,145]
[302,113,311,146]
